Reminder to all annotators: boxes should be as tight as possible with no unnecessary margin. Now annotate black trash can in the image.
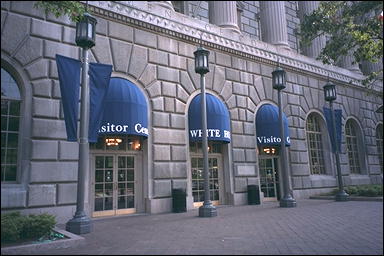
[247,185,260,205]
[172,188,186,213]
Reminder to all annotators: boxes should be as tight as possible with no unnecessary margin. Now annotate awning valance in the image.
[188,93,230,143]
[98,77,148,138]
[256,104,290,146]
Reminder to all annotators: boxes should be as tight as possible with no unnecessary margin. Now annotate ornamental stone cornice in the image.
[87,1,381,92]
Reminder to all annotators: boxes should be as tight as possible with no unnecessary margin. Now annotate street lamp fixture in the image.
[75,12,97,49]
[323,81,349,201]
[194,46,217,217]
[272,63,297,208]
[66,10,97,235]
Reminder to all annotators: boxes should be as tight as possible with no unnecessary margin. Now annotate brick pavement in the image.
[8,199,384,255]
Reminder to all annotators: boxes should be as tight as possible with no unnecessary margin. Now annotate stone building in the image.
[1,1,383,224]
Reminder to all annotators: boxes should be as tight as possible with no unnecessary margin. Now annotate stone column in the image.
[259,1,290,49]
[338,49,362,74]
[298,1,327,58]
[151,1,174,11]
[361,59,383,77]
[209,1,240,34]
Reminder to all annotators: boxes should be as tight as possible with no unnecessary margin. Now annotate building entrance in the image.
[91,155,138,217]
[190,156,223,207]
[259,158,280,201]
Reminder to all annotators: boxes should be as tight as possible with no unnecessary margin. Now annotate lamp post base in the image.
[280,197,297,208]
[335,190,349,201]
[66,215,92,235]
[198,203,217,217]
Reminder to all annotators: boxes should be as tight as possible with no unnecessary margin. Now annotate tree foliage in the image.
[298,1,383,86]
[34,1,86,23]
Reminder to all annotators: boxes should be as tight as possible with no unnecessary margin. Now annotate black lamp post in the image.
[272,64,297,208]
[194,46,217,217]
[323,81,349,201]
[66,11,97,234]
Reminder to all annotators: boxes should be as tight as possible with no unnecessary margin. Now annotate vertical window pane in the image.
[1,68,21,182]
[306,114,326,175]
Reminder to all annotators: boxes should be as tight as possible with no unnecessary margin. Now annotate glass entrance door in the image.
[92,155,136,217]
[191,157,221,207]
[259,158,280,201]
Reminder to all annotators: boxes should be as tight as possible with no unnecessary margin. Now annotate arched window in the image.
[345,120,361,174]
[376,124,383,173]
[306,113,326,175]
[1,68,21,182]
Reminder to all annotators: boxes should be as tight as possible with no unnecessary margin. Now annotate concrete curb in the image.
[309,196,383,201]
[1,228,85,255]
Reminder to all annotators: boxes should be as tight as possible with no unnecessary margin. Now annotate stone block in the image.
[290,163,310,176]
[1,12,30,55]
[212,66,226,93]
[164,97,175,112]
[235,165,256,176]
[153,128,186,144]
[32,80,52,98]
[44,40,78,60]
[128,45,147,79]
[176,99,187,114]
[28,184,56,207]
[162,81,176,97]
[31,140,58,160]
[178,41,195,58]
[247,178,259,185]
[233,148,245,162]
[158,66,179,83]
[243,122,255,135]
[109,21,133,42]
[158,35,178,54]
[233,82,248,96]
[171,179,188,190]
[153,162,188,179]
[147,81,162,97]
[33,97,60,118]
[215,52,231,67]
[59,141,79,160]
[292,176,303,189]
[1,187,27,208]
[149,49,168,66]
[226,68,240,81]
[139,64,157,87]
[153,180,172,198]
[32,118,67,139]
[240,72,253,85]
[153,145,171,161]
[246,61,261,74]
[57,183,77,204]
[260,64,273,77]
[152,97,164,111]
[221,81,233,101]
[111,39,132,72]
[92,35,112,65]
[245,149,257,162]
[232,134,256,149]
[231,121,243,134]
[25,59,49,80]
[176,85,189,103]
[14,37,43,66]
[134,28,157,48]
[236,95,247,108]
[179,71,196,94]
[171,145,187,161]
[30,162,77,182]
[153,111,170,128]
[170,114,185,129]
[62,26,76,45]
[234,178,247,192]
[169,54,186,70]
[231,56,247,71]
[31,18,61,41]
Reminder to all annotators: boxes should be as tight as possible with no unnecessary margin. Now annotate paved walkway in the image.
[16,199,384,255]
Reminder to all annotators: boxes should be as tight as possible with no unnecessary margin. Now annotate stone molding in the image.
[87,1,376,89]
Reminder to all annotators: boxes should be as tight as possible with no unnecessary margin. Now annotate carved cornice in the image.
[87,1,380,91]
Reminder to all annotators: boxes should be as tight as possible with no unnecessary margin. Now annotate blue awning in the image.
[98,77,148,138]
[188,93,231,143]
[256,104,290,146]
